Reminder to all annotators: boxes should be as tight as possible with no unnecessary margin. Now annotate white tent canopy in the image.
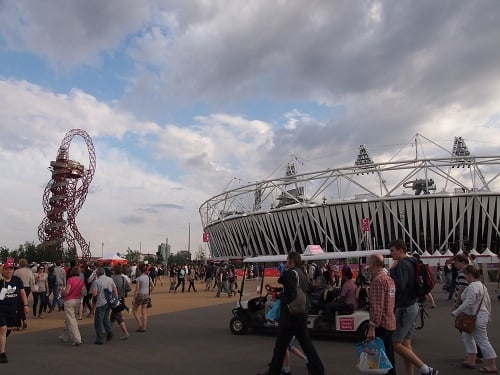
[481,248,497,256]
[97,254,128,262]
[443,249,454,257]
[476,248,498,264]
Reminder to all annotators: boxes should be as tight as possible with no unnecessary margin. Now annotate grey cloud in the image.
[124,2,496,103]
[0,0,151,66]
[136,203,184,214]
[120,215,146,225]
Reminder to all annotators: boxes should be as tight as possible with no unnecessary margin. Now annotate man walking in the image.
[389,239,439,375]
[366,253,397,374]
[52,261,67,311]
[258,252,325,375]
[13,259,34,330]
[216,263,232,298]
[90,267,117,345]
[0,260,30,363]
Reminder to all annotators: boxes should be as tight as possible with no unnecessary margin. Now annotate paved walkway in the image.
[2,283,499,374]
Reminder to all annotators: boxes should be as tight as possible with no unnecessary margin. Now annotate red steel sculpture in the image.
[38,129,96,262]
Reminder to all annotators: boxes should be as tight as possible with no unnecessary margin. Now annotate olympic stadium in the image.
[199,135,500,258]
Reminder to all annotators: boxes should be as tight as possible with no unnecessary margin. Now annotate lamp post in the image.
[322,196,327,252]
[101,242,104,258]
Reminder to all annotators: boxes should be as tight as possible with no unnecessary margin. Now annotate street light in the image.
[101,242,104,258]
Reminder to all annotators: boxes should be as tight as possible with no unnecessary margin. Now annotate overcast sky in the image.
[1,1,500,256]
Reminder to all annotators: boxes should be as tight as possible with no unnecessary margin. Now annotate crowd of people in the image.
[258,239,498,375]
[1,244,498,372]
[0,258,158,363]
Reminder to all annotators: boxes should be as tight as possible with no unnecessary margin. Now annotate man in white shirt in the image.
[13,259,34,330]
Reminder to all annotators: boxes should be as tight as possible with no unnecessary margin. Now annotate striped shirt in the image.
[455,271,468,303]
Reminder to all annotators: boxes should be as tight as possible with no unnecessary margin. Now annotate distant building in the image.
[157,243,171,261]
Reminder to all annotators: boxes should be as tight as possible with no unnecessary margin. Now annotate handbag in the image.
[455,286,485,334]
[31,273,39,293]
[287,270,307,315]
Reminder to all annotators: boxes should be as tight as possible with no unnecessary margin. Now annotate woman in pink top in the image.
[59,267,85,346]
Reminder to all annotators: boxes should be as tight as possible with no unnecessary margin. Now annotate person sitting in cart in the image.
[323,268,358,328]
[309,276,329,314]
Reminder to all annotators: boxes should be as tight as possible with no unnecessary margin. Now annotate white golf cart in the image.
[229,250,390,340]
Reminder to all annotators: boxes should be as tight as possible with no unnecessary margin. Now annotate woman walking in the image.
[33,266,48,319]
[187,266,197,292]
[132,263,153,332]
[60,267,85,346]
[452,265,497,373]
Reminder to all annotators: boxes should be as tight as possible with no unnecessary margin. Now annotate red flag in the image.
[203,232,211,242]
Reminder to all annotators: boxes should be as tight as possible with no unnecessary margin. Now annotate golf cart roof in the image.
[210,256,243,262]
[243,249,390,263]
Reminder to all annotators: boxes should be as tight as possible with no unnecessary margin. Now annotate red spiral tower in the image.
[38,129,96,262]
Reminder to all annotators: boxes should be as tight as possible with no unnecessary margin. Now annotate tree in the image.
[23,242,38,263]
[37,243,64,263]
[195,245,207,261]
[124,248,141,264]
[0,246,9,263]
[167,253,187,265]
[144,254,156,264]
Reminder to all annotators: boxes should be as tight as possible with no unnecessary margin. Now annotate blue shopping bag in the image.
[266,300,281,321]
[356,338,393,374]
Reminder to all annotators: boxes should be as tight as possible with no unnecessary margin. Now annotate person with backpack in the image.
[90,267,117,345]
[389,239,439,375]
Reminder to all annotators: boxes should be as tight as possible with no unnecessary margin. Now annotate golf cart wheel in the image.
[230,316,248,335]
[357,321,370,340]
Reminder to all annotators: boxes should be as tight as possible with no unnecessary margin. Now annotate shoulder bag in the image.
[31,273,39,293]
[455,285,485,334]
[287,270,307,315]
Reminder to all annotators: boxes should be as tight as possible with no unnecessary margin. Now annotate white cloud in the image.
[150,113,275,184]
[0,79,202,254]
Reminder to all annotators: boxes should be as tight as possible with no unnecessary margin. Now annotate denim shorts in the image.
[393,302,418,343]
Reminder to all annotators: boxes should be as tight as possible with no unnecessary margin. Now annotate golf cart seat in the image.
[336,305,355,316]
[248,296,267,311]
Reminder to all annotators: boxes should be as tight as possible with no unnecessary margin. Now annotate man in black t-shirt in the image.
[1,261,29,364]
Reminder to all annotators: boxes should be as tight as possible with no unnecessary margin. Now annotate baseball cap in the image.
[3,257,15,268]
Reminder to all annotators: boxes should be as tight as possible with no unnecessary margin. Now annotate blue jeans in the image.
[94,305,112,344]
[50,288,64,310]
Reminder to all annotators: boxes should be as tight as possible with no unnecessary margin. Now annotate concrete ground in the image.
[2,281,499,375]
